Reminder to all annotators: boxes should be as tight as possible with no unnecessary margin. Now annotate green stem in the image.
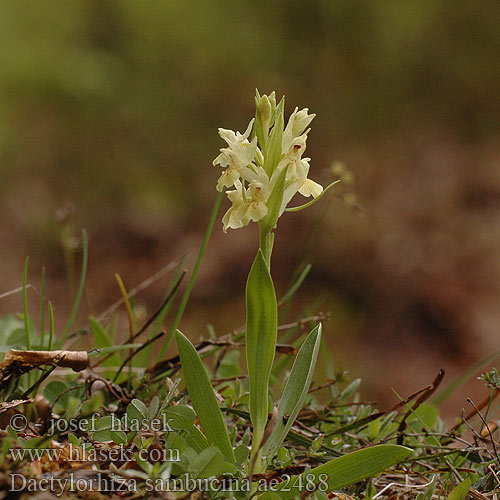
[40,267,46,349]
[259,227,273,269]
[60,229,88,344]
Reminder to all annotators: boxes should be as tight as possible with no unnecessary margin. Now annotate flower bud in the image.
[257,95,272,126]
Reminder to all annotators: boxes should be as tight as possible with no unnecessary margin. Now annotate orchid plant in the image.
[214,92,327,468]
[175,91,412,496]
[214,91,328,267]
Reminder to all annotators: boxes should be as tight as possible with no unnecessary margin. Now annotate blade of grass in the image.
[60,229,88,344]
[115,273,135,340]
[319,332,338,399]
[432,346,500,405]
[92,266,186,370]
[22,257,31,350]
[139,261,186,367]
[96,258,183,323]
[278,263,311,308]
[176,329,235,462]
[151,261,186,338]
[48,301,54,351]
[115,273,135,384]
[22,257,33,394]
[40,267,46,349]
[155,191,222,362]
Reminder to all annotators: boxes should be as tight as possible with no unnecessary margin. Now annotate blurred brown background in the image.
[1,1,499,415]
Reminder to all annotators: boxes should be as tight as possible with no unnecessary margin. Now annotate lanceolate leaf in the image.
[276,444,413,499]
[447,478,471,500]
[262,323,321,461]
[176,330,235,462]
[185,424,210,453]
[246,249,278,449]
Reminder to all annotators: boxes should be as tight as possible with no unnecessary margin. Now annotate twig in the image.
[468,398,499,463]
[450,389,500,432]
[397,369,445,445]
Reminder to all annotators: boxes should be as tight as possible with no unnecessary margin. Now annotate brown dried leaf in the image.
[0,349,89,372]
[0,398,32,415]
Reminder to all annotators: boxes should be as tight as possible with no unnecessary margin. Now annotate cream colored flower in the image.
[299,178,323,198]
[221,181,245,233]
[214,119,258,191]
[215,96,325,231]
[282,107,315,152]
[240,180,269,225]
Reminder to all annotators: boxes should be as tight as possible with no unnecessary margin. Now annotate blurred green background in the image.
[1,1,500,410]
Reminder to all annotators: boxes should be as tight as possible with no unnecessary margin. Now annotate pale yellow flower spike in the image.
[215,93,324,231]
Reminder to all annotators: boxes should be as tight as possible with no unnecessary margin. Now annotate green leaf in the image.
[89,317,121,371]
[184,424,210,453]
[43,381,68,405]
[176,330,235,462]
[234,444,250,465]
[149,396,160,419]
[64,396,80,420]
[276,444,413,499]
[126,399,148,424]
[258,493,283,500]
[165,432,187,455]
[0,315,24,346]
[412,402,439,429]
[165,405,196,430]
[190,446,225,479]
[419,475,437,500]
[339,378,361,401]
[89,317,113,349]
[262,324,321,461]
[92,415,126,444]
[447,478,471,500]
[245,249,277,448]
[217,350,241,378]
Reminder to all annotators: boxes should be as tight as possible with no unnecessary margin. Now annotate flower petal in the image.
[299,178,323,198]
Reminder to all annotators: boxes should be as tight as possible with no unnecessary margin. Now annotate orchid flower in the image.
[214,92,332,244]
